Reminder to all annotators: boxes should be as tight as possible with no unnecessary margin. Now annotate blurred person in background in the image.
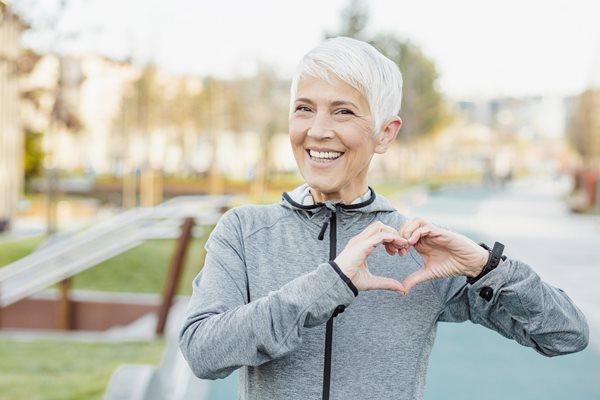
[179,37,589,400]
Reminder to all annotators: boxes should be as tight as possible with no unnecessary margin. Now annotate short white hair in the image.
[289,36,403,134]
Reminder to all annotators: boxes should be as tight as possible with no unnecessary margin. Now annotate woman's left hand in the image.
[398,218,490,294]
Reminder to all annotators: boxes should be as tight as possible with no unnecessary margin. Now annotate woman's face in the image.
[289,76,381,203]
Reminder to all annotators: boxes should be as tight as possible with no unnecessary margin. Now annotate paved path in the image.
[406,175,600,399]
[409,175,600,348]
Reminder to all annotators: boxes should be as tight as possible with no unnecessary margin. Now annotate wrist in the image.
[328,261,359,296]
[333,256,355,279]
[466,242,507,284]
[465,247,491,278]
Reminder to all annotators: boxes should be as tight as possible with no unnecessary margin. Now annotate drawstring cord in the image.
[318,221,328,240]
[317,210,332,241]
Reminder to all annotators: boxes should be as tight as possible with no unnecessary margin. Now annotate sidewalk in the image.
[405,175,600,399]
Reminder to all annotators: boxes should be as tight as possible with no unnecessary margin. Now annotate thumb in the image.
[402,269,433,294]
[366,275,407,295]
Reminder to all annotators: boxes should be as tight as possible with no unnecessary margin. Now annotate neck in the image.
[310,184,369,204]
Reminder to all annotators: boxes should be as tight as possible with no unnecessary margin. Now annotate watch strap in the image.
[466,242,506,285]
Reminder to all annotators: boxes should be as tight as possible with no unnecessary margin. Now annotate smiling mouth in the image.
[307,149,345,162]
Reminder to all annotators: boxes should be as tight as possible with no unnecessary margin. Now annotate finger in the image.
[363,223,411,252]
[362,221,387,237]
[399,218,427,240]
[355,225,408,257]
[402,269,434,293]
[365,275,407,295]
[384,242,397,256]
[375,225,409,247]
[367,231,402,250]
[363,221,406,240]
[407,225,434,245]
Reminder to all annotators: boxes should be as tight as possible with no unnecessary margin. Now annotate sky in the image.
[15,0,600,98]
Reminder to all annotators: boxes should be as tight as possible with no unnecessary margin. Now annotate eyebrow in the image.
[294,98,360,110]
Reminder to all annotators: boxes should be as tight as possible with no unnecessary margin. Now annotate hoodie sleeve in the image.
[434,257,589,356]
[178,209,356,380]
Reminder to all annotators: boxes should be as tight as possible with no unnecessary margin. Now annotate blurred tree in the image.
[327,0,448,139]
[110,64,164,206]
[222,79,248,134]
[18,49,46,190]
[568,88,600,210]
[374,36,448,139]
[204,77,226,194]
[23,130,46,190]
[327,0,370,40]
[248,67,290,197]
[52,56,84,133]
[568,89,600,169]
[14,0,86,135]
[116,64,166,160]
[135,65,162,138]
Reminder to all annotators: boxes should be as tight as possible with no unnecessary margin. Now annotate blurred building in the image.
[22,54,140,172]
[454,95,570,140]
[0,2,24,231]
[451,95,576,176]
[21,55,270,182]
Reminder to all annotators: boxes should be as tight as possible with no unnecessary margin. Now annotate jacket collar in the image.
[280,184,395,214]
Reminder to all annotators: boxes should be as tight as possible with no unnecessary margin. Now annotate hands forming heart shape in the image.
[334,219,490,295]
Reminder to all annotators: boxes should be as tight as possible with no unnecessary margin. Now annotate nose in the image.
[307,111,335,140]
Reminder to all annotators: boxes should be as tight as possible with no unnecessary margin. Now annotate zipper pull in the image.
[318,209,333,240]
[318,221,328,240]
[332,304,346,318]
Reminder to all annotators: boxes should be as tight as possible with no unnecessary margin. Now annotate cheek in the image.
[288,120,302,142]
[349,118,375,136]
[341,125,376,152]
[289,133,303,150]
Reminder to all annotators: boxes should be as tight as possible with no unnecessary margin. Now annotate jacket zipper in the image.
[321,205,343,400]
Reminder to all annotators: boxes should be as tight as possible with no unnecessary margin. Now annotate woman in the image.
[179,37,588,400]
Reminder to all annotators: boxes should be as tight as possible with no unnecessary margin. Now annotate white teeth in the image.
[309,150,343,159]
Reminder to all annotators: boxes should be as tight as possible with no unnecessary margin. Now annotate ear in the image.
[374,117,402,154]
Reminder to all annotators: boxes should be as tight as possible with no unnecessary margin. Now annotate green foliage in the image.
[0,339,164,400]
[24,129,46,185]
[327,0,449,139]
[374,36,449,139]
[326,0,370,40]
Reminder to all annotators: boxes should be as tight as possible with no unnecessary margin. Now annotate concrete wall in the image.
[0,291,162,331]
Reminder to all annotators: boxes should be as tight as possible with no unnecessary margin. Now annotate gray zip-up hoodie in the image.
[179,185,589,400]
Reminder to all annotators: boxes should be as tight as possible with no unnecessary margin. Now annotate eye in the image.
[295,105,313,113]
[334,108,355,116]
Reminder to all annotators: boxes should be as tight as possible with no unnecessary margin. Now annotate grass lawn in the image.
[0,339,165,400]
[0,236,46,267]
[0,232,207,400]
[71,235,209,295]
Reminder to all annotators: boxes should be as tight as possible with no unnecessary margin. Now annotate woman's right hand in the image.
[334,221,409,294]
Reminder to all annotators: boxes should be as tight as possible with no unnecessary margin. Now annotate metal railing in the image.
[0,196,231,308]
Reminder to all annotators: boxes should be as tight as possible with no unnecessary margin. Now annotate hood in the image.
[280,184,396,215]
